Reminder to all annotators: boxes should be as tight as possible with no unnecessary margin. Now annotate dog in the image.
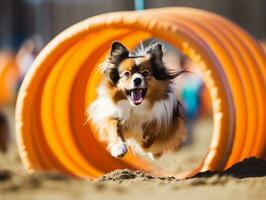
[88,41,186,159]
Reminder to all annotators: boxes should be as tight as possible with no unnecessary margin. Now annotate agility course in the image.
[15,7,266,178]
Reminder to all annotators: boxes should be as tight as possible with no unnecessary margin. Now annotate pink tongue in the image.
[131,89,143,104]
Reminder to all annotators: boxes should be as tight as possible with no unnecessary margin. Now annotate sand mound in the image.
[194,157,266,178]
[98,157,266,183]
[97,169,176,183]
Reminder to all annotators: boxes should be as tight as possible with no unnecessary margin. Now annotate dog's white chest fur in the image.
[115,99,151,137]
[89,84,178,142]
[116,100,150,123]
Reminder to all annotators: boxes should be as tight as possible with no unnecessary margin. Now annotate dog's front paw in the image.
[110,143,128,158]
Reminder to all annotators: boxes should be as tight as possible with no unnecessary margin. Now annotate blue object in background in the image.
[181,77,203,120]
[181,76,203,145]
[134,0,145,10]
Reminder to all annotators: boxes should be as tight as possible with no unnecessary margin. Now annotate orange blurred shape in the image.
[0,51,19,106]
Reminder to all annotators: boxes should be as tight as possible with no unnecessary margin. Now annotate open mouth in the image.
[127,88,147,105]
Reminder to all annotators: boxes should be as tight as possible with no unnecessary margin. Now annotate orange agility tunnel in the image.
[15,7,266,178]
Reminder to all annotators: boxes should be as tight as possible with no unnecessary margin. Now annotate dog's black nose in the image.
[133,78,142,86]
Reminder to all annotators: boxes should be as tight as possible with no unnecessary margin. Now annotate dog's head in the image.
[102,41,185,106]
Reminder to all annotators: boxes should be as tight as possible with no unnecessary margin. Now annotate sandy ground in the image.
[0,105,266,200]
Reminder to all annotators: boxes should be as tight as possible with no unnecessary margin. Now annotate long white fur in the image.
[146,84,177,131]
[132,40,166,58]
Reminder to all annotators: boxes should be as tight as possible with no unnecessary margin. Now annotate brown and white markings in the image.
[88,41,187,159]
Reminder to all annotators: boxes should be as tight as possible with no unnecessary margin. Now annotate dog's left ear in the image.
[108,41,129,65]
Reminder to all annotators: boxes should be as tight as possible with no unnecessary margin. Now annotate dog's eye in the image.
[142,70,151,77]
[122,71,131,78]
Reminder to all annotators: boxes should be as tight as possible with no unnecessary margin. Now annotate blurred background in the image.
[0,0,265,199]
[0,0,265,50]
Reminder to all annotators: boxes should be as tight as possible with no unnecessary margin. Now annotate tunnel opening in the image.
[16,8,265,179]
[129,39,214,176]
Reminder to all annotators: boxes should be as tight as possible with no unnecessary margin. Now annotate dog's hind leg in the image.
[141,132,155,149]
[142,121,158,149]
[148,152,163,160]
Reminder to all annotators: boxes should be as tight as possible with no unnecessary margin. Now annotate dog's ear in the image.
[147,43,166,80]
[147,43,188,80]
[147,43,163,61]
[101,42,129,85]
[108,41,129,65]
